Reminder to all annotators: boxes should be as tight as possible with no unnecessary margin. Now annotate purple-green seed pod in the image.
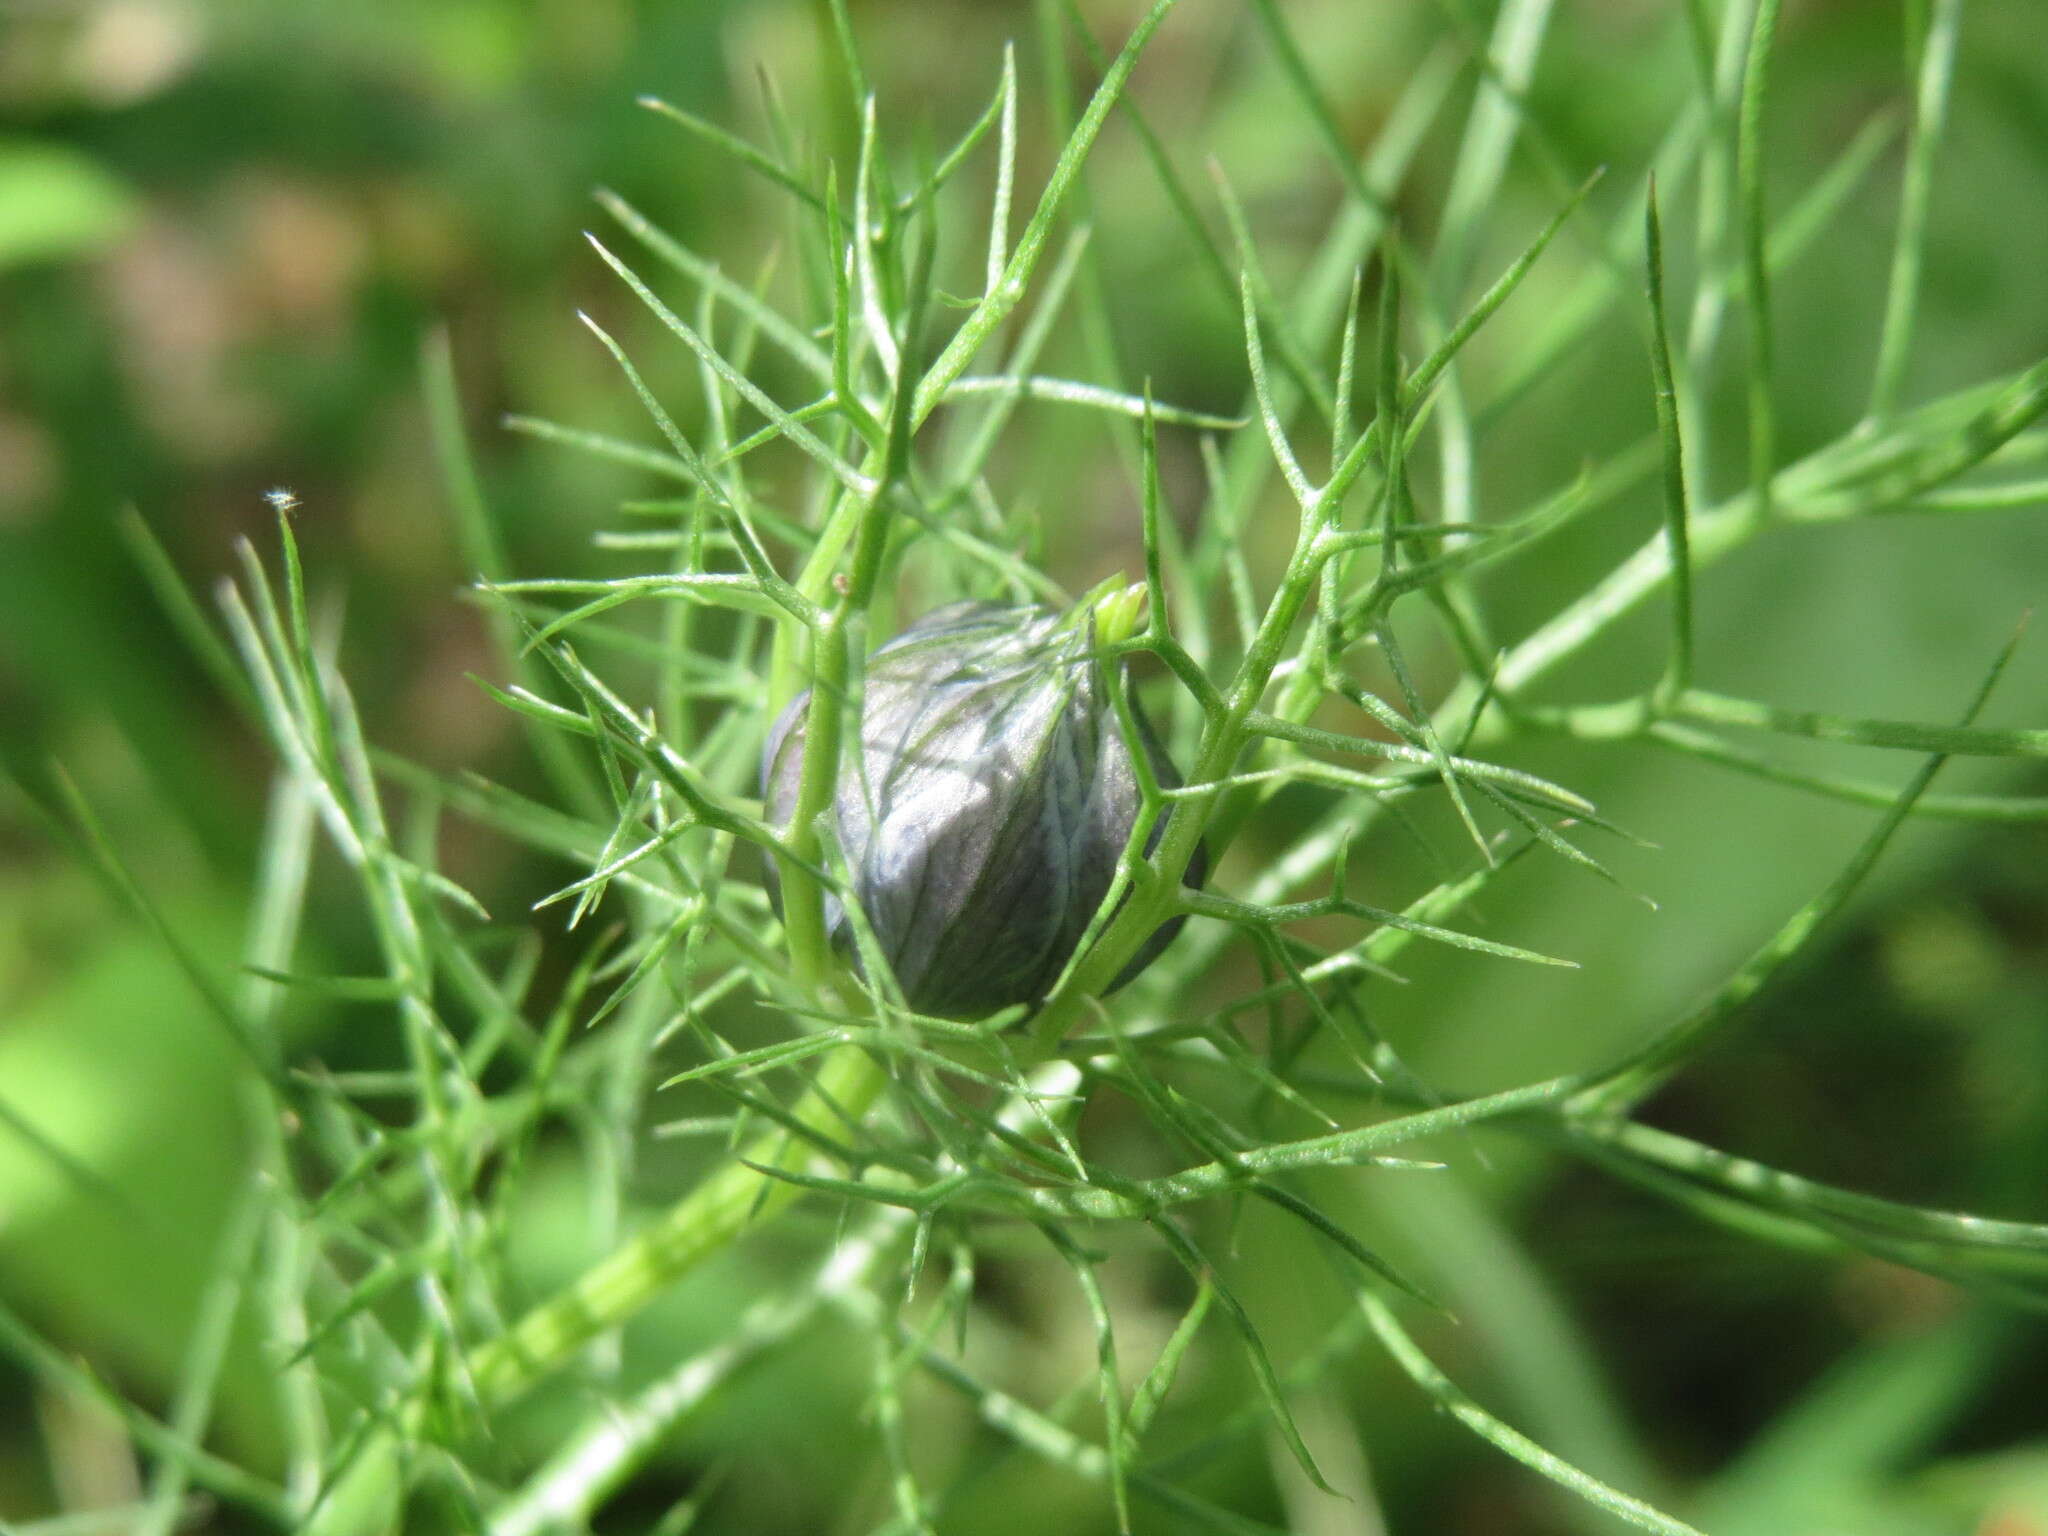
[763,597,1203,1020]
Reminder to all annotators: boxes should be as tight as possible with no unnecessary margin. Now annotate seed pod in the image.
[763,597,1203,1020]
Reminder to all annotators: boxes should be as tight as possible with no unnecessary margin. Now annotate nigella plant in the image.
[28,6,2048,1536]
[763,591,1201,1019]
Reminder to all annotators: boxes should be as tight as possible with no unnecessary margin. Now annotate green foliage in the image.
[0,141,136,269]
[5,3,2048,1534]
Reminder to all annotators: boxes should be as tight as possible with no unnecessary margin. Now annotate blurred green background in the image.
[3,0,2046,1531]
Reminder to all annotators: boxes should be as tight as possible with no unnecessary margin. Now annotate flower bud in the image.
[763,596,1201,1019]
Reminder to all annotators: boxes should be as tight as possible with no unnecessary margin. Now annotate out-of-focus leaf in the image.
[0,141,137,268]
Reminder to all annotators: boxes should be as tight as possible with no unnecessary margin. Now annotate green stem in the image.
[776,616,857,990]
[1033,488,1337,1046]
[304,1043,886,1535]
[477,1041,883,1399]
